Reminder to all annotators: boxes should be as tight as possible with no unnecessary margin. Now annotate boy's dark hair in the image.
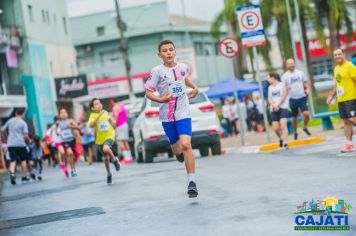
[89,98,100,109]
[15,108,25,116]
[269,72,281,82]
[33,135,41,149]
[158,40,175,52]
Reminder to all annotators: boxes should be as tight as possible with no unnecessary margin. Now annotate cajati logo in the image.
[294,197,352,231]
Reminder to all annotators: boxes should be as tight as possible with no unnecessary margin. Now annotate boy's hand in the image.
[98,110,105,117]
[188,88,199,99]
[160,93,173,103]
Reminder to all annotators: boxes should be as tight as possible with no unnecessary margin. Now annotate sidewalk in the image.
[221,121,345,152]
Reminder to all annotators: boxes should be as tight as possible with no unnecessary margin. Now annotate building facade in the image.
[70,1,235,103]
[0,0,77,137]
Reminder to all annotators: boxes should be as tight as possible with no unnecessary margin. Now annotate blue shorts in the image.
[289,97,308,117]
[162,118,192,145]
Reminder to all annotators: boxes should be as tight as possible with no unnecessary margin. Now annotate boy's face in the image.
[158,43,176,64]
[59,109,68,120]
[91,99,102,112]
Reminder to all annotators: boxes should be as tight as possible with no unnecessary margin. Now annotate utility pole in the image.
[114,0,135,101]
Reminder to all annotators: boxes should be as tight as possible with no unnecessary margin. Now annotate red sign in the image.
[218,37,239,58]
[296,33,356,60]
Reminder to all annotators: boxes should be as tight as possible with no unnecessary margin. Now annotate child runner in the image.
[88,98,121,184]
[111,100,133,164]
[268,73,289,148]
[79,117,95,165]
[30,135,44,180]
[56,108,78,178]
[144,40,199,198]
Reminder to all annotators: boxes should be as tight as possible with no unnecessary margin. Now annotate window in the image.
[96,26,105,36]
[62,17,68,35]
[311,59,333,76]
[41,10,46,23]
[78,56,94,69]
[194,42,216,56]
[28,5,34,22]
[100,50,121,67]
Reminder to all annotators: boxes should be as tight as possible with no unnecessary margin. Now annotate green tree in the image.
[311,0,354,53]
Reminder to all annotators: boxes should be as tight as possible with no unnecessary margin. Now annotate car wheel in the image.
[142,144,155,163]
[199,146,209,157]
[211,141,222,155]
[136,143,143,163]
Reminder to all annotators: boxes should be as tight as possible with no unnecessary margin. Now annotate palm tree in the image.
[312,0,354,53]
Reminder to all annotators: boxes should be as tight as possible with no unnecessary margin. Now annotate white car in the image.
[133,91,222,163]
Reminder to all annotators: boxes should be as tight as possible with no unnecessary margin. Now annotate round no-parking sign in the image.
[218,37,239,58]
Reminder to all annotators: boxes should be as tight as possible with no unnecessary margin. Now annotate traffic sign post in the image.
[237,5,271,144]
[218,37,245,146]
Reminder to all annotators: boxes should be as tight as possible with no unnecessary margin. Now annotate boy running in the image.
[144,40,199,198]
[56,109,78,177]
[88,98,121,184]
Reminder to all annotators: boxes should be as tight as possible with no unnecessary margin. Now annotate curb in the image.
[259,137,326,152]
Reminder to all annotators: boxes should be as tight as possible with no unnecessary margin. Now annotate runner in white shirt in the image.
[145,40,199,198]
[268,73,289,148]
[281,59,311,140]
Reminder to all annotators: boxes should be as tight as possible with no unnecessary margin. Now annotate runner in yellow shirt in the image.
[88,98,121,184]
[327,48,356,153]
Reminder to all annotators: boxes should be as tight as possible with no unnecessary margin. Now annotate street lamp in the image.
[114,0,135,101]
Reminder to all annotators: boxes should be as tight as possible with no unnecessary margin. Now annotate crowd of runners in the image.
[0,40,355,199]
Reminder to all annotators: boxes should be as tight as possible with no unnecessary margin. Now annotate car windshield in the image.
[150,93,207,107]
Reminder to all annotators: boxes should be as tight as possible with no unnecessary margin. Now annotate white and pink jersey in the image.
[144,63,191,122]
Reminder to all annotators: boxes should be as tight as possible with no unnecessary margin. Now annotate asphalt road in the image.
[0,136,355,236]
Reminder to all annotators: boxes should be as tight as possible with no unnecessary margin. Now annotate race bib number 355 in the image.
[169,81,186,98]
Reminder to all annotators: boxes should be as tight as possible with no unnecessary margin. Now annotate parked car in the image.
[133,91,222,163]
[313,74,335,92]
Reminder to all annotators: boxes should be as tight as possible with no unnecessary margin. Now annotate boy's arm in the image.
[185,78,199,99]
[145,90,173,103]
[88,111,105,128]
[108,115,116,128]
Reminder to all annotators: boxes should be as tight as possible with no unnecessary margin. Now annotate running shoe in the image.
[284,143,289,150]
[107,174,112,185]
[176,153,184,163]
[294,133,298,140]
[303,128,311,136]
[279,139,283,148]
[187,181,198,198]
[341,143,355,153]
[71,171,77,177]
[112,156,121,171]
[123,159,134,164]
[64,168,69,178]
[37,175,42,181]
[21,176,30,183]
[10,174,16,185]
[30,172,36,180]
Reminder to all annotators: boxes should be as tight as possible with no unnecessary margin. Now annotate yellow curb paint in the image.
[259,137,326,152]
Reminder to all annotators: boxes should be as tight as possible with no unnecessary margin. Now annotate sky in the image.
[66,0,225,21]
